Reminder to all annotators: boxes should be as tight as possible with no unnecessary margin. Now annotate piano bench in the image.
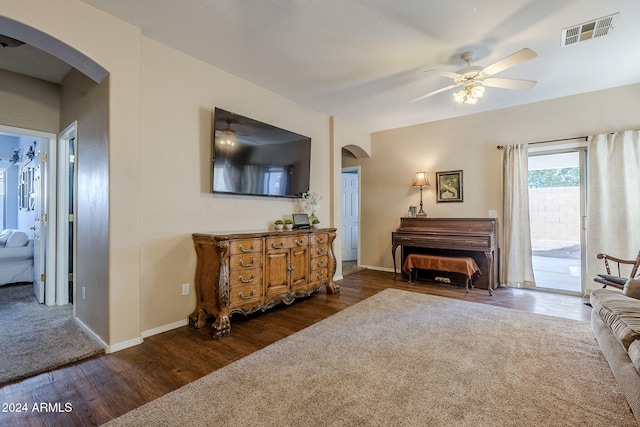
[402,254,484,294]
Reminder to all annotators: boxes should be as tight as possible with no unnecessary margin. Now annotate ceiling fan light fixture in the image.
[465,96,479,105]
[453,90,467,103]
[453,83,485,105]
[471,85,485,98]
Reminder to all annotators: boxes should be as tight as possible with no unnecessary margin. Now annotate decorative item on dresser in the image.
[392,217,497,295]
[190,228,339,339]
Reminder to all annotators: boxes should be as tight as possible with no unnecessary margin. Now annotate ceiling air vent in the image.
[561,13,618,47]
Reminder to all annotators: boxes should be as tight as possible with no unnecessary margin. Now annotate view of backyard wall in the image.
[529,186,580,250]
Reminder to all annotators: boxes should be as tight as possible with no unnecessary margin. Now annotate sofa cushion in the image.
[624,277,640,299]
[5,230,29,247]
[590,288,640,351]
[628,340,640,375]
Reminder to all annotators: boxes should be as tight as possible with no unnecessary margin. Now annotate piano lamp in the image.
[412,172,430,218]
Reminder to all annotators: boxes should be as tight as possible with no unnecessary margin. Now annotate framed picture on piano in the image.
[436,170,463,203]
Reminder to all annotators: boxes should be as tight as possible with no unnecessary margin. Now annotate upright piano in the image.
[392,218,498,293]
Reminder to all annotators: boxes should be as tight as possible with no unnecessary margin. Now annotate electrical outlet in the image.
[488,210,497,218]
[181,283,190,296]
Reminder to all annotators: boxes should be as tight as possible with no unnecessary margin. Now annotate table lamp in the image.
[412,172,430,217]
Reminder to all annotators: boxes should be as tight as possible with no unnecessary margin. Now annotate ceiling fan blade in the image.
[482,78,537,90]
[409,84,461,103]
[425,69,463,80]
[482,48,537,76]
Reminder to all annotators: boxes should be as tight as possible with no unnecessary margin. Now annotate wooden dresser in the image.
[190,228,339,338]
[392,218,498,294]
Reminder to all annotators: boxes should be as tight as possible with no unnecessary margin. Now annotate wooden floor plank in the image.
[0,269,591,426]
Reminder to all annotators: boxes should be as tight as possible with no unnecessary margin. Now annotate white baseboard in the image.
[90,318,190,354]
[107,336,144,354]
[74,316,143,354]
[361,265,395,273]
[141,318,189,339]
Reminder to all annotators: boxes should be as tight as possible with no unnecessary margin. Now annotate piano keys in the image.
[392,218,498,295]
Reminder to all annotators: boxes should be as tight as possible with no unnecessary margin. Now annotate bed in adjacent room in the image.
[0,229,34,286]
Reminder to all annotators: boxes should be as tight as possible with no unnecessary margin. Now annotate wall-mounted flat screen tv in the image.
[212,108,311,198]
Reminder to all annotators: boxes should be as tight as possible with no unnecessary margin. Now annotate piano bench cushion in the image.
[402,254,480,278]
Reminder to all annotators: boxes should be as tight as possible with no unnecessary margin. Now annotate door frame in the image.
[528,143,587,294]
[0,124,57,304]
[57,122,76,306]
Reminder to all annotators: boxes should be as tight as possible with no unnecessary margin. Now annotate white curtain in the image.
[501,144,536,288]
[586,130,640,291]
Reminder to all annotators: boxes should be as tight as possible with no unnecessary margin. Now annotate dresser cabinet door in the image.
[290,245,309,290]
[265,248,290,296]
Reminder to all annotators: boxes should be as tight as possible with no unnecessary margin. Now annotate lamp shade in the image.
[412,171,430,187]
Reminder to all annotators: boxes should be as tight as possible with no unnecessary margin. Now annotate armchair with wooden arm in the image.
[594,250,640,290]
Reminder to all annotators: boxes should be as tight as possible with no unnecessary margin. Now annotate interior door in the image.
[341,171,359,261]
[32,140,46,303]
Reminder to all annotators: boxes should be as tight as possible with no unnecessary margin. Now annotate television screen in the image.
[212,108,311,198]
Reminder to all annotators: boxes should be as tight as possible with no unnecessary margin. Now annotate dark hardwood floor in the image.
[0,269,592,426]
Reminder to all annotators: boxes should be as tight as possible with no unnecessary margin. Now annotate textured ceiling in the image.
[8,1,640,132]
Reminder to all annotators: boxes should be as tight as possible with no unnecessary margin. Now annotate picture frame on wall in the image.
[436,170,463,203]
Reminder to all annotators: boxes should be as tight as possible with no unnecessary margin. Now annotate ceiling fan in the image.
[410,48,537,105]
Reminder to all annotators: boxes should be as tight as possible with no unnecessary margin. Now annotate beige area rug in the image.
[0,283,104,385]
[106,289,636,427]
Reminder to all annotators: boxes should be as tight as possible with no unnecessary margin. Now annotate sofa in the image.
[0,229,34,286]
[591,287,640,424]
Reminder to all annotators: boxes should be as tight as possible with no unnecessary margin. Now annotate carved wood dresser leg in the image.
[211,314,231,339]
[188,308,208,329]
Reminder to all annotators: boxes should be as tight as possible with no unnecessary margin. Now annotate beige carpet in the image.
[105,289,636,426]
[0,283,104,385]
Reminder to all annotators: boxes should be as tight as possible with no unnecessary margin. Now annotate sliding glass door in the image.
[528,150,586,294]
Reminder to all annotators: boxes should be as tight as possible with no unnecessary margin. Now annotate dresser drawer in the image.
[310,243,328,257]
[230,239,263,255]
[229,268,263,287]
[229,283,263,307]
[310,233,328,245]
[311,255,328,271]
[266,235,308,250]
[230,253,263,270]
[309,268,329,286]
